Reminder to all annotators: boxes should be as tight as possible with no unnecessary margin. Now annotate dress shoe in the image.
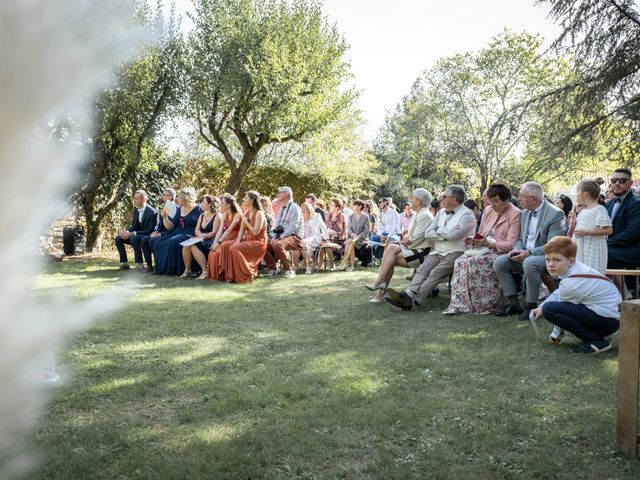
[385,288,413,311]
[519,308,532,321]
[495,304,523,317]
[431,288,439,298]
[364,282,386,291]
[118,263,130,271]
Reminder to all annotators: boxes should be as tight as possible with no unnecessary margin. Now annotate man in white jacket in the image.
[386,185,476,311]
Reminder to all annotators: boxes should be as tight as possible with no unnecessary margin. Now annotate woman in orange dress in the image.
[207,194,242,280]
[226,191,268,283]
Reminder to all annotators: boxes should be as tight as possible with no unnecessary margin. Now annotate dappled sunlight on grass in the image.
[88,374,149,394]
[449,330,491,341]
[306,351,388,398]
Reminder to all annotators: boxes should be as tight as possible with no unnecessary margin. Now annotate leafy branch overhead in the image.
[185,0,357,194]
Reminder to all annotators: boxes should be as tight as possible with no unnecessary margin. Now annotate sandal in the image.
[179,271,191,278]
[196,272,208,280]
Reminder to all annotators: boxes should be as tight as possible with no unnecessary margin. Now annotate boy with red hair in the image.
[531,237,621,354]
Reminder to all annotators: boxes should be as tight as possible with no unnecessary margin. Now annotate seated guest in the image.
[317,198,346,271]
[385,185,476,311]
[342,197,353,231]
[398,201,413,238]
[115,189,158,271]
[555,194,573,223]
[181,195,222,280]
[260,195,274,237]
[493,182,566,319]
[141,188,176,272]
[429,198,441,217]
[300,202,328,274]
[154,188,203,275]
[263,186,303,279]
[225,191,269,283]
[342,199,372,272]
[371,197,400,259]
[366,188,434,304]
[444,183,521,315]
[305,193,327,219]
[463,199,481,231]
[207,193,242,280]
[606,168,640,289]
[530,237,620,354]
[364,200,379,234]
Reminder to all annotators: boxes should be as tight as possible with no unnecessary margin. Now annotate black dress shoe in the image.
[385,288,413,311]
[495,304,524,317]
[519,308,532,321]
[431,288,440,298]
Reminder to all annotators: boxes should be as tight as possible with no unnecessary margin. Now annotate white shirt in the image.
[542,262,621,319]
[525,204,543,250]
[377,207,400,236]
[137,206,146,224]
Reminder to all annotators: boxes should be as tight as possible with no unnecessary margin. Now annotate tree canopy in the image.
[184,0,356,194]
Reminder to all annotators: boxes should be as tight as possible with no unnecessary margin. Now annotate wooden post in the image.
[617,299,640,457]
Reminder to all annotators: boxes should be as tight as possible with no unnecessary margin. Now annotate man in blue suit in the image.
[115,190,158,270]
[606,168,640,287]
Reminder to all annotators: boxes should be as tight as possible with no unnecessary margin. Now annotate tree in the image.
[71,1,183,251]
[520,0,640,162]
[184,0,356,195]
[375,31,565,195]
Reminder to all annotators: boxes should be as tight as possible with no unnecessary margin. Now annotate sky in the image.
[167,0,561,143]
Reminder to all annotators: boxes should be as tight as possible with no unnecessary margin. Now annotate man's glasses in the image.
[610,178,630,184]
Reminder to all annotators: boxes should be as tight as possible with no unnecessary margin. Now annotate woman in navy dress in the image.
[154,188,203,275]
[181,195,222,279]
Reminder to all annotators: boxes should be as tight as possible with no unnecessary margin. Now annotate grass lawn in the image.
[28,257,639,479]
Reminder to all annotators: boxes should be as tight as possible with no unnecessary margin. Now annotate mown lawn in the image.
[28,257,639,479]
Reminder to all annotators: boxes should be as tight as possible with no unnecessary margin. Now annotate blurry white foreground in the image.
[0,1,138,477]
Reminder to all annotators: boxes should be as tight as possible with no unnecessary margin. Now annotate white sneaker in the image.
[265,269,280,278]
[346,266,355,272]
[283,269,296,279]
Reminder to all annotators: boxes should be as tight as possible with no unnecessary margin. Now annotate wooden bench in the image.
[617,299,640,457]
[606,269,640,299]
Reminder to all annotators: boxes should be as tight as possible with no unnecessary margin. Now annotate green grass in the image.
[28,257,639,479]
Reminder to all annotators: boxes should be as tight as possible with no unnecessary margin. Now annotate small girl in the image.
[549,180,613,344]
[572,179,613,275]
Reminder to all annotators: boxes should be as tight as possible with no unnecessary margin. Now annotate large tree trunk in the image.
[84,212,102,253]
[224,151,257,196]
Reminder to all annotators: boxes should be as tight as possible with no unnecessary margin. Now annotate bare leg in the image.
[348,240,356,267]
[191,245,208,279]
[180,246,193,277]
[374,245,409,300]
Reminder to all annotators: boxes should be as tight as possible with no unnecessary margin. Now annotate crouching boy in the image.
[530,236,621,354]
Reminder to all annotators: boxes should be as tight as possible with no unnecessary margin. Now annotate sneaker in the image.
[265,269,280,278]
[571,340,611,354]
[283,269,296,279]
[346,266,355,272]
[118,263,131,271]
[548,335,563,345]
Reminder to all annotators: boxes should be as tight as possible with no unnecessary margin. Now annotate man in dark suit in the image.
[115,190,158,270]
[494,182,566,320]
[606,168,640,286]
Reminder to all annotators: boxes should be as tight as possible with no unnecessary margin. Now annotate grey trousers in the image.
[493,254,547,304]
[406,252,462,306]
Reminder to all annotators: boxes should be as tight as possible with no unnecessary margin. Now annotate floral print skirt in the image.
[446,252,501,315]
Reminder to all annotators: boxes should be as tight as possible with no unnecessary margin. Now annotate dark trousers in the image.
[141,235,161,268]
[542,301,619,344]
[115,235,144,264]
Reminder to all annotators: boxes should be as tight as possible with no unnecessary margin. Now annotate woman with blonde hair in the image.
[225,191,269,283]
[154,187,203,275]
[207,193,242,280]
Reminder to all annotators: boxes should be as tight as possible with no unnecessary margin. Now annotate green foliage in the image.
[71,1,184,250]
[178,108,378,203]
[185,0,357,194]
[375,31,568,196]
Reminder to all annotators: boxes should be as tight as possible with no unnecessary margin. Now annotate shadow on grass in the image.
[30,261,637,480]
